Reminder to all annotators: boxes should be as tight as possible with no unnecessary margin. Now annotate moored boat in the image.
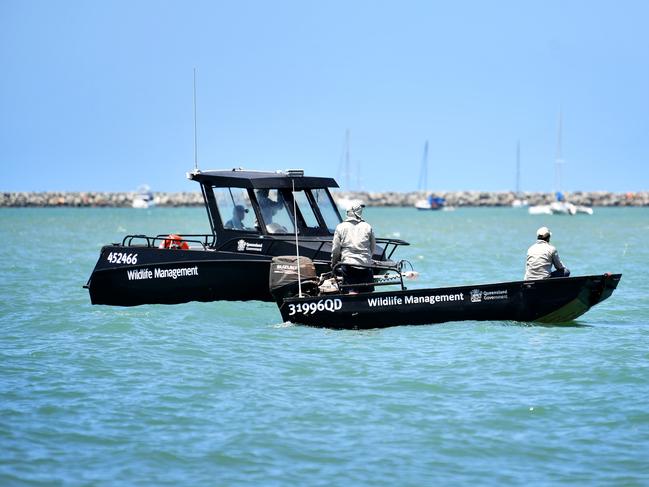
[528,112,593,216]
[414,140,446,211]
[528,200,593,216]
[132,184,156,209]
[415,195,446,211]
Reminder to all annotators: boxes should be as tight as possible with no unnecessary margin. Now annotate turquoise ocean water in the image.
[1,207,648,485]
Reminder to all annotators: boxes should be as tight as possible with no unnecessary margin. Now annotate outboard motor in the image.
[269,256,318,301]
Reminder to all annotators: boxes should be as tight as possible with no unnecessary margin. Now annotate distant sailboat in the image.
[335,129,362,211]
[528,111,592,216]
[414,140,446,211]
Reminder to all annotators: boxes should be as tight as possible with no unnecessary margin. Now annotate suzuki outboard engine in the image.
[269,256,318,301]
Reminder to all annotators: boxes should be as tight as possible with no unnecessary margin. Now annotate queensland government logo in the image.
[470,289,483,303]
[237,240,263,252]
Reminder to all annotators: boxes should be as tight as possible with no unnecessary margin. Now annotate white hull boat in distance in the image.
[512,199,528,208]
[132,185,155,209]
[414,198,445,211]
[528,205,553,215]
[528,201,593,216]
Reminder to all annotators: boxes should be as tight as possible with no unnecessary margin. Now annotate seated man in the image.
[524,226,570,280]
[224,205,248,230]
[331,202,376,294]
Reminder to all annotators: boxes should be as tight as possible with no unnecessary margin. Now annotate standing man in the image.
[525,226,570,280]
[256,189,283,219]
[256,189,286,232]
[331,202,376,294]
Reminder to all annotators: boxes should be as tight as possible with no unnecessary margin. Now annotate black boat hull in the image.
[87,245,331,305]
[278,274,622,329]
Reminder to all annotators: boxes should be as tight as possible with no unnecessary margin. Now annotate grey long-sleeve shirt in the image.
[331,218,376,267]
[524,240,566,280]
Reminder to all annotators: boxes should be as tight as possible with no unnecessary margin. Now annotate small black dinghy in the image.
[271,259,622,329]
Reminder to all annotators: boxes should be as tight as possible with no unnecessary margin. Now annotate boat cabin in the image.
[188,168,343,243]
[182,168,407,264]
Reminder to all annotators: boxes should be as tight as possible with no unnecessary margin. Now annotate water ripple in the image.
[1,207,648,485]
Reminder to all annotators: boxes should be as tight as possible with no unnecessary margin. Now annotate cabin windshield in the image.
[255,189,295,234]
[213,187,256,232]
[206,183,341,236]
[311,188,341,232]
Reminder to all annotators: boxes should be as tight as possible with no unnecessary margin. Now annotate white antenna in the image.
[291,178,302,297]
[193,68,199,171]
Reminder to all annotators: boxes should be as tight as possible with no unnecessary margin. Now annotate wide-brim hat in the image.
[345,200,365,212]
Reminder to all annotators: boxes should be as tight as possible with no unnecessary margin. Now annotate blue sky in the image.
[1,0,648,192]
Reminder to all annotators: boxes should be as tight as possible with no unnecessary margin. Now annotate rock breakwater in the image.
[1,192,203,207]
[1,191,647,207]
[335,191,649,207]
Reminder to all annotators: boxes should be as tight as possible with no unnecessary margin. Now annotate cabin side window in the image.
[254,189,295,234]
[213,187,256,232]
[311,188,342,233]
[293,190,320,231]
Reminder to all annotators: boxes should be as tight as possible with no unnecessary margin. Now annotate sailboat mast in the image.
[345,129,351,190]
[418,140,429,193]
[554,110,564,192]
[356,158,361,190]
[515,140,521,195]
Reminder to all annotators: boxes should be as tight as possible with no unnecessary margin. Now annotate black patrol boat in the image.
[85,169,407,306]
[271,260,622,329]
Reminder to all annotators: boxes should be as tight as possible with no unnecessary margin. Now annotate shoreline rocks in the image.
[1,191,648,207]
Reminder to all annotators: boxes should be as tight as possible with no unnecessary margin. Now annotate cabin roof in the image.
[187,169,339,189]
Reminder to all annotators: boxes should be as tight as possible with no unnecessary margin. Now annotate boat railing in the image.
[120,234,216,250]
[216,235,409,261]
[331,260,411,292]
[376,238,410,260]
